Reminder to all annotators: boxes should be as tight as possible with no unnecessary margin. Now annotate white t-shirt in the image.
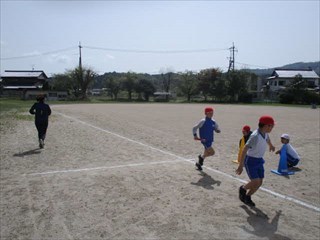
[246,129,269,158]
[286,143,300,160]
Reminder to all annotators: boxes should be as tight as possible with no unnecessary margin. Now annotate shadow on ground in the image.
[191,171,221,190]
[13,148,41,157]
[240,205,291,240]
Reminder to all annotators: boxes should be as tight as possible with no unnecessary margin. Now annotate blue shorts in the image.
[244,156,265,179]
[202,141,213,149]
[287,154,299,167]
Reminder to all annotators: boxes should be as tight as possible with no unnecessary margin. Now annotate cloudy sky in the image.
[1,0,319,76]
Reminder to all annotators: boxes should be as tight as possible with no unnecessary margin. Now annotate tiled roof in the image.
[1,70,48,78]
[273,69,319,79]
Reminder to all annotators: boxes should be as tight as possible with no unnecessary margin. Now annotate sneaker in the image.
[39,139,44,149]
[239,186,246,202]
[198,155,204,166]
[244,195,256,207]
[195,162,203,171]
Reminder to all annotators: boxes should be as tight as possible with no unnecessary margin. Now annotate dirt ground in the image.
[0,103,319,240]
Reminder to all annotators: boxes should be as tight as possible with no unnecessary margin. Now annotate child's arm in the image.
[267,139,275,152]
[29,103,36,115]
[192,119,205,140]
[214,122,221,133]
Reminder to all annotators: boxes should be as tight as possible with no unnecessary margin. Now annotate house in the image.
[1,70,68,100]
[0,70,49,97]
[266,69,319,92]
[153,91,176,101]
[23,90,68,101]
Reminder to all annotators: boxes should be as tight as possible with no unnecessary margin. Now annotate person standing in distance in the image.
[29,94,51,148]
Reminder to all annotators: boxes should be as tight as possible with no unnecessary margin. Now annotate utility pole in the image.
[228,42,237,72]
[78,41,82,70]
[78,41,83,98]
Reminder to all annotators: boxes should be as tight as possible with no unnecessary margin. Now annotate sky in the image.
[1,0,319,77]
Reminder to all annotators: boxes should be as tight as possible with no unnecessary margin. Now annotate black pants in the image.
[35,121,48,140]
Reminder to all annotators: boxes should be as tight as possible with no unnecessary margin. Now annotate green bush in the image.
[302,91,320,104]
[279,92,295,104]
[239,93,253,103]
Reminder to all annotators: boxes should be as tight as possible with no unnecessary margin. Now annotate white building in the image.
[267,69,319,92]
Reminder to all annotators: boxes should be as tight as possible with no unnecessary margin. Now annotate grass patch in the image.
[0,99,35,133]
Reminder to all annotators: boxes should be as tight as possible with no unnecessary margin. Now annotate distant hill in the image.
[247,61,320,77]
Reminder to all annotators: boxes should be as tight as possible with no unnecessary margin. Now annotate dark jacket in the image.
[29,102,51,123]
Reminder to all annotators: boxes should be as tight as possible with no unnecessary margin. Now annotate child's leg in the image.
[196,146,215,170]
[203,147,215,159]
[287,154,299,167]
[244,178,263,196]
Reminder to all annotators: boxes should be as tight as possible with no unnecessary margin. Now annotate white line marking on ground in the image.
[47,112,320,212]
[28,159,189,176]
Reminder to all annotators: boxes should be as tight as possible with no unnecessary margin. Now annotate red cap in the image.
[204,107,214,114]
[242,125,250,132]
[259,115,275,125]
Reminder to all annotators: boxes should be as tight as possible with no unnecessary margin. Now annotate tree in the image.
[122,72,137,100]
[213,77,227,102]
[105,76,121,100]
[135,79,156,101]
[160,67,175,101]
[197,68,221,101]
[70,67,96,99]
[282,74,309,104]
[178,71,199,102]
[227,70,249,102]
[51,73,75,92]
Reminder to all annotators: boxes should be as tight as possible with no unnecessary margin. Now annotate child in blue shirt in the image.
[192,107,221,171]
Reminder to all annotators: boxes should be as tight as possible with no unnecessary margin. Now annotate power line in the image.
[1,45,229,61]
[82,45,229,54]
[235,61,272,69]
[0,46,77,60]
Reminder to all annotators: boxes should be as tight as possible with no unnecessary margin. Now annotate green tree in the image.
[197,68,221,101]
[122,72,137,100]
[213,77,227,102]
[178,71,199,102]
[51,73,75,91]
[227,70,249,102]
[160,68,174,101]
[135,79,156,101]
[285,74,309,104]
[70,67,96,99]
[105,76,121,100]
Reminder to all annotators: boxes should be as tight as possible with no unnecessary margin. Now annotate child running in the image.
[192,107,221,171]
[29,94,52,148]
[275,133,300,168]
[236,115,275,207]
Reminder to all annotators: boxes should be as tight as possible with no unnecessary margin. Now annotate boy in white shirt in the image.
[275,134,300,168]
[236,115,276,207]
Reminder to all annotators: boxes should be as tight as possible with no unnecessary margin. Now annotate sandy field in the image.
[0,103,319,240]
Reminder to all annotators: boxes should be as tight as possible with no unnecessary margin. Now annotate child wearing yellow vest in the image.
[233,125,252,164]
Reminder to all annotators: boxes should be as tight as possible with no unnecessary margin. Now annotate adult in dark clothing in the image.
[29,95,51,148]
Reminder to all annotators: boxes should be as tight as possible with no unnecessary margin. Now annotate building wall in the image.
[24,90,68,101]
